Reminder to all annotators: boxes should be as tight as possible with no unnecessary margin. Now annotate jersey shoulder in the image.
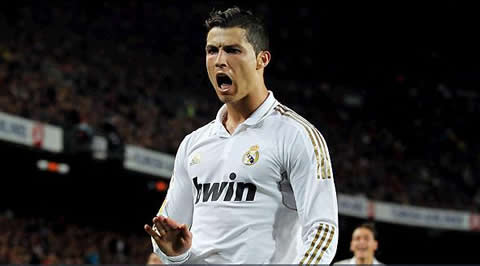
[271,103,333,179]
[270,103,324,139]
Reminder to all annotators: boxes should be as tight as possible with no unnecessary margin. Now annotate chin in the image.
[216,92,234,104]
[218,96,233,104]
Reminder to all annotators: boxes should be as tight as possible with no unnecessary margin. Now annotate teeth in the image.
[220,84,231,91]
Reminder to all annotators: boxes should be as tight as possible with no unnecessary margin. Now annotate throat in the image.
[222,93,266,134]
[222,113,244,135]
[224,117,240,135]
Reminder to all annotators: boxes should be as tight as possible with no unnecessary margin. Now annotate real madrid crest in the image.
[243,145,260,165]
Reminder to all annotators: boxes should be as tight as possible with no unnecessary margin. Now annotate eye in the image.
[225,47,241,54]
[206,47,218,55]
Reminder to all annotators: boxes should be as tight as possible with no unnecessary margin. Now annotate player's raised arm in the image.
[286,119,339,264]
[144,135,195,263]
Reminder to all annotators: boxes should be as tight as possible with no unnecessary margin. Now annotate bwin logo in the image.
[193,172,257,204]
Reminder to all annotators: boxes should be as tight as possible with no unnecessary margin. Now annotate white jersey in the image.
[152,91,338,264]
[334,257,384,265]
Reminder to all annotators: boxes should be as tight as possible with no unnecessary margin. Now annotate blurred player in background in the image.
[334,222,383,265]
[144,6,338,264]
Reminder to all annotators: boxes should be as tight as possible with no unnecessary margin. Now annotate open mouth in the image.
[216,73,233,89]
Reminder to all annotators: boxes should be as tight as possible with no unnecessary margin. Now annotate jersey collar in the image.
[348,256,383,265]
[213,90,278,135]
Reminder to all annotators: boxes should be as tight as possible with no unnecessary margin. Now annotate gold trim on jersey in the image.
[275,106,321,178]
[306,224,329,264]
[300,224,324,264]
[313,126,332,179]
[315,225,335,264]
[280,104,332,179]
[157,200,167,216]
[275,105,332,179]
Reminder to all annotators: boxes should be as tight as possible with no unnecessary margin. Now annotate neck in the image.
[356,256,373,265]
[224,88,268,134]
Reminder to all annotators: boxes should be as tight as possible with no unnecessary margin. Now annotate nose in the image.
[215,50,227,68]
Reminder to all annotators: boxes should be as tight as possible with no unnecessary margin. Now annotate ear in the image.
[256,51,271,70]
[373,240,378,251]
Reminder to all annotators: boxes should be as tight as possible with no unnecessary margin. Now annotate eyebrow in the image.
[205,44,242,50]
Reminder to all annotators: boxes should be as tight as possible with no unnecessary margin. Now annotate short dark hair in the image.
[205,6,269,55]
[356,222,378,240]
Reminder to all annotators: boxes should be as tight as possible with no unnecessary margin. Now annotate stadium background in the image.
[1,1,479,264]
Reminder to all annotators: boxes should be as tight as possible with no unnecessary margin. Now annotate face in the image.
[206,27,262,104]
[350,227,378,260]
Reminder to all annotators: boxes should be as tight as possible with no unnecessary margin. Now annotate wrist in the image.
[165,249,191,262]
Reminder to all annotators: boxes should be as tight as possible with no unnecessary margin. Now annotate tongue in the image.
[220,83,231,91]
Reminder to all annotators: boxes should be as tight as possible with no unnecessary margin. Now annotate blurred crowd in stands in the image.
[1,4,479,262]
[0,211,151,264]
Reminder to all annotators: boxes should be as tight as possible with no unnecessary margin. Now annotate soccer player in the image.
[334,223,383,265]
[144,6,338,264]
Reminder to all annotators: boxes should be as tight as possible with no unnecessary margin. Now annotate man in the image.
[334,223,383,265]
[144,6,338,264]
